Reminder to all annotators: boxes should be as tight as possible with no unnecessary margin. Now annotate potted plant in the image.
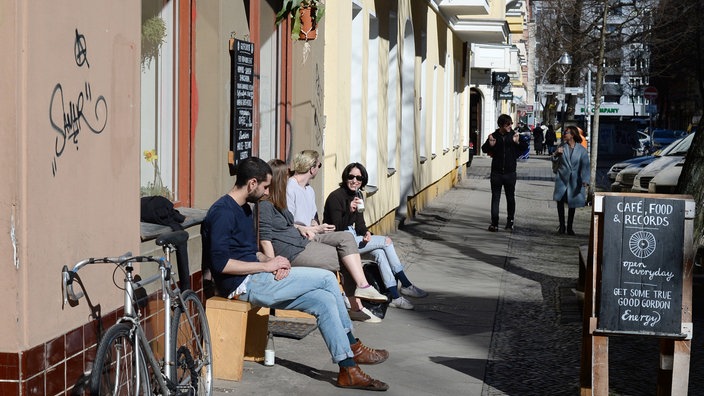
[275,0,325,41]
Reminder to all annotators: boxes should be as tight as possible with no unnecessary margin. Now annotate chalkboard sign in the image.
[598,196,685,337]
[230,39,254,165]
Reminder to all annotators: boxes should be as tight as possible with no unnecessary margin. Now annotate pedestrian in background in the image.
[551,126,590,235]
[577,127,588,150]
[544,124,557,155]
[533,123,544,155]
[481,114,526,232]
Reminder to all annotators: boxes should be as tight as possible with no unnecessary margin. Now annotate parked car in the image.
[631,132,694,193]
[612,162,649,192]
[610,136,685,192]
[651,129,686,151]
[607,155,654,183]
[648,157,685,194]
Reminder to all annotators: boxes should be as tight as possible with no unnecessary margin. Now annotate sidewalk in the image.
[211,155,702,395]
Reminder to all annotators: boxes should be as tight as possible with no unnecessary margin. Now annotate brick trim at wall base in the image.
[0,271,205,396]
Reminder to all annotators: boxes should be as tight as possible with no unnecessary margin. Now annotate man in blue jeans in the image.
[481,114,525,232]
[201,156,389,391]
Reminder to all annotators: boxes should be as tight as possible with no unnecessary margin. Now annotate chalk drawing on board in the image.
[629,230,657,259]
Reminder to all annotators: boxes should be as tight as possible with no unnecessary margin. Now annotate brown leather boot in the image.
[351,339,389,365]
[336,365,389,391]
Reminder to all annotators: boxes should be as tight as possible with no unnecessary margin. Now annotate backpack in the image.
[360,262,391,319]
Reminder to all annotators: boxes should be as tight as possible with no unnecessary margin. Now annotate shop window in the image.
[140,0,192,206]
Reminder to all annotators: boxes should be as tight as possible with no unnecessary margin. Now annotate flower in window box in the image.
[141,149,173,200]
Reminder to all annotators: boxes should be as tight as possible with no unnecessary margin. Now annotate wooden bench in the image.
[205,297,270,381]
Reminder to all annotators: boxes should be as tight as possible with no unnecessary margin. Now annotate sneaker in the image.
[354,285,388,302]
[488,225,498,232]
[389,296,414,310]
[400,285,428,298]
[505,220,514,231]
[348,307,382,323]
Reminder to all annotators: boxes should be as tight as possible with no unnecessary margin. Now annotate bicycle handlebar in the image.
[61,252,168,308]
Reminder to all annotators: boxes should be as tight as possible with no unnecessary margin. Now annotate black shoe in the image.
[488,225,498,232]
[557,225,566,234]
[566,228,575,236]
[505,220,514,231]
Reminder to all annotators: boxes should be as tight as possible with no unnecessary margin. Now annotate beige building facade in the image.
[0,0,517,393]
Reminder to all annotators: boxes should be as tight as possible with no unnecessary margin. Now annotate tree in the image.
[661,0,704,249]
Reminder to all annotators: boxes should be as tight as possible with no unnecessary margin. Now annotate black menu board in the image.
[598,196,685,337]
[230,39,254,165]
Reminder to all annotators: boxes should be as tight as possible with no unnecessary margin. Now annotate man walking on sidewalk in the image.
[481,114,526,232]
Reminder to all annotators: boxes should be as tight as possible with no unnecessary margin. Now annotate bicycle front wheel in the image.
[90,322,151,396]
[171,289,213,396]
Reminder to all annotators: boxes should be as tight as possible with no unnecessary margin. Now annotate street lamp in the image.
[541,52,573,85]
[538,52,572,126]
[585,64,596,153]
[557,53,572,132]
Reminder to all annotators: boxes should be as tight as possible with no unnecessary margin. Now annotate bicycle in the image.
[61,230,213,395]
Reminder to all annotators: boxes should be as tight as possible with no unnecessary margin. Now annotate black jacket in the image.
[323,187,367,236]
[481,129,523,174]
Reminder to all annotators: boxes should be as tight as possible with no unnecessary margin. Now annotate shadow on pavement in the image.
[430,356,486,379]
[275,358,337,386]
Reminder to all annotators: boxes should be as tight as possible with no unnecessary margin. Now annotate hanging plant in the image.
[141,16,167,70]
[275,0,325,41]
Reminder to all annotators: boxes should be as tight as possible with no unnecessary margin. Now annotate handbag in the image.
[360,261,391,319]
[552,158,560,174]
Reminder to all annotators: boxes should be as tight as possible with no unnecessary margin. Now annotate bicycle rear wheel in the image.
[90,322,151,396]
[171,289,213,396]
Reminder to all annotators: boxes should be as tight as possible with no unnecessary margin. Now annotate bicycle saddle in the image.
[156,230,190,247]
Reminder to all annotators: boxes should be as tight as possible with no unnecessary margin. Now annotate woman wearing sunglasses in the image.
[324,163,428,311]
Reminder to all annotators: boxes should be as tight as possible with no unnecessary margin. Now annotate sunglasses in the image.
[347,175,363,181]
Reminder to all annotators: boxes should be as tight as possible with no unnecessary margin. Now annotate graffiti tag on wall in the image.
[50,29,108,176]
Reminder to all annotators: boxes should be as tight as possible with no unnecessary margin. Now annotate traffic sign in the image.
[564,87,584,95]
[537,84,563,93]
[643,86,658,100]
[497,91,513,100]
